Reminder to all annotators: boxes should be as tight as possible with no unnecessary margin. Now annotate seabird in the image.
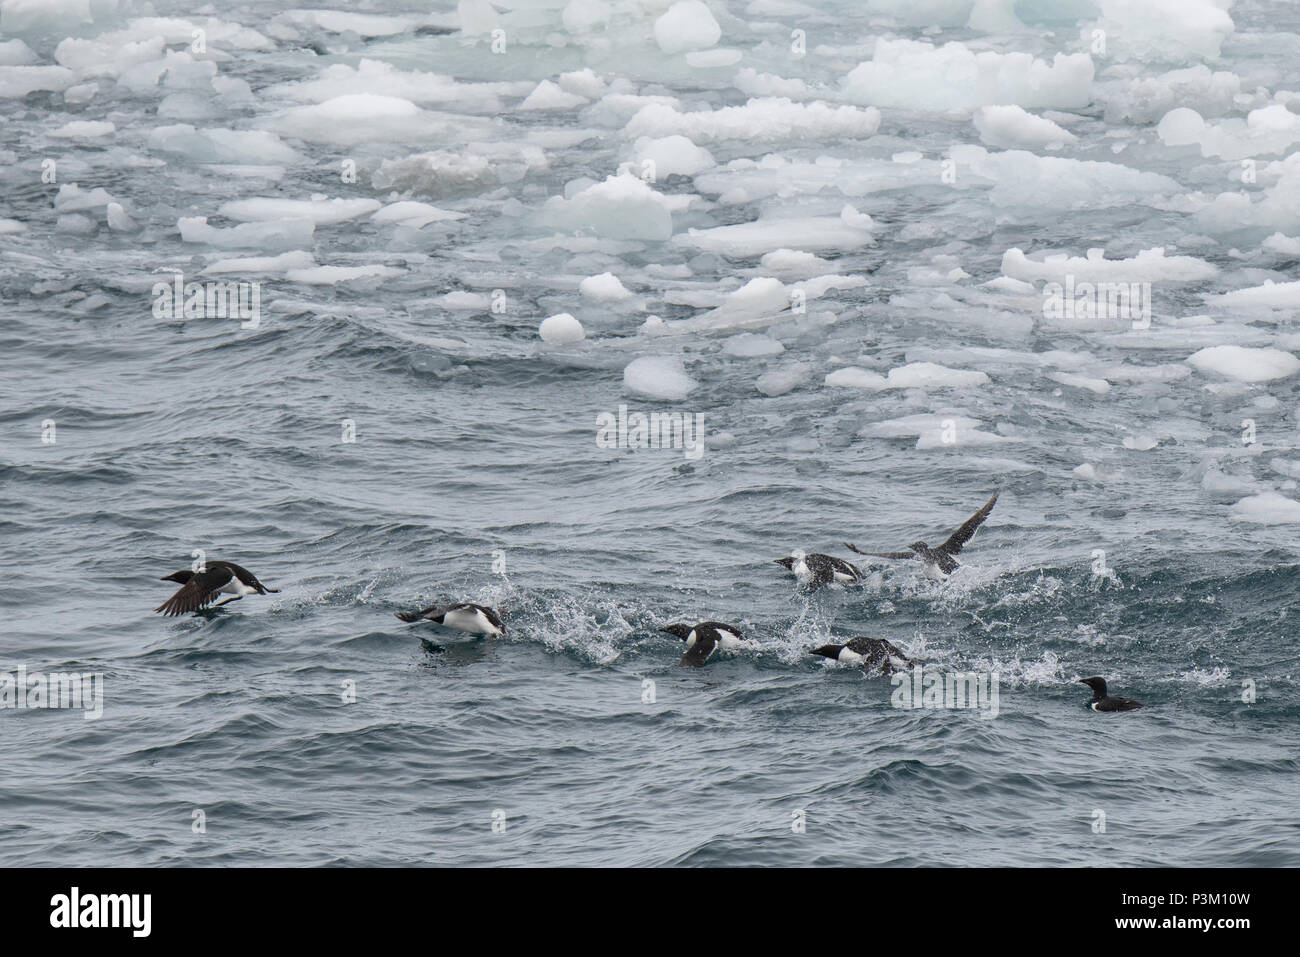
[662,621,747,667]
[1078,676,1142,712]
[774,549,863,592]
[154,561,279,616]
[844,491,998,579]
[810,637,912,675]
[395,602,505,637]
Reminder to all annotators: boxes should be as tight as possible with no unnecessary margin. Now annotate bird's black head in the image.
[809,644,842,660]
[161,570,193,584]
[1078,676,1108,696]
[661,623,692,641]
[774,557,794,569]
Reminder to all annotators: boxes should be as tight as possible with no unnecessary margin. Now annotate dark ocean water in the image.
[2,0,1300,866]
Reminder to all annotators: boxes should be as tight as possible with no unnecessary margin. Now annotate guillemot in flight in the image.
[810,637,912,675]
[662,621,747,667]
[845,490,998,580]
[394,602,505,636]
[774,549,863,592]
[154,561,279,616]
[1078,676,1142,712]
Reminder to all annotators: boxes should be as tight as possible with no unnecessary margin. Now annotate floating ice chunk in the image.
[0,39,36,65]
[219,197,382,226]
[201,251,317,275]
[439,291,491,311]
[371,201,466,228]
[624,356,697,399]
[1092,0,1234,63]
[0,218,25,233]
[843,40,1093,111]
[0,65,75,97]
[687,277,789,330]
[457,0,500,35]
[1187,345,1300,382]
[1002,246,1217,283]
[372,144,548,196]
[1208,280,1300,310]
[1193,153,1300,237]
[1229,492,1300,525]
[951,146,1180,210]
[685,213,874,257]
[1122,435,1160,450]
[1157,105,1300,160]
[1051,371,1110,394]
[275,9,418,37]
[628,135,715,177]
[686,49,742,68]
[1262,234,1300,256]
[179,216,315,250]
[538,172,674,241]
[105,202,135,231]
[63,81,97,104]
[1102,65,1240,123]
[885,362,989,390]
[539,312,586,344]
[285,265,404,284]
[723,333,784,357]
[757,362,809,396]
[579,272,633,301]
[0,0,101,34]
[57,213,96,234]
[1073,463,1122,483]
[562,0,611,34]
[269,59,527,108]
[264,95,488,148]
[973,105,1075,150]
[521,79,588,110]
[54,35,164,79]
[149,124,300,164]
[825,367,888,389]
[625,97,880,144]
[865,414,982,439]
[760,248,835,279]
[654,1,721,54]
[54,183,116,211]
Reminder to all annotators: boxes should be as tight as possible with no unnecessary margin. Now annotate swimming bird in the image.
[844,491,998,579]
[154,561,279,616]
[1078,676,1142,712]
[394,602,504,636]
[662,621,746,667]
[774,549,863,592]
[810,637,912,675]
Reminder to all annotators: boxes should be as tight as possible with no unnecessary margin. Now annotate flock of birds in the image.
[151,490,1142,712]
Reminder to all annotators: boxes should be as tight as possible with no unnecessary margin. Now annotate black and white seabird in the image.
[845,490,998,580]
[1078,676,1142,712]
[395,602,505,637]
[662,621,747,667]
[810,637,911,675]
[774,549,863,592]
[154,561,279,616]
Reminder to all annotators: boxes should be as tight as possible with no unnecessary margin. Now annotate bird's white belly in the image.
[221,580,255,596]
[444,607,497,634]
[839,648,865,665]
[717,632,744,652]
[923,563,949,581]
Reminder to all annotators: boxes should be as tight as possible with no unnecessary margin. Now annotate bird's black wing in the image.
[843,543,914,559]
[678,632,717,667]
[1100,696,1142,712]
[395,604,444,623]
[154,566,233,616]
[938,491,998,556]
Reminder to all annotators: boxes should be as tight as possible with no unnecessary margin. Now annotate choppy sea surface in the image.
[3,0,1300,866]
